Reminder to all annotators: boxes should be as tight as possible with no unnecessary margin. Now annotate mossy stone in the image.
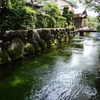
[38,40,47,50]
[0,49,11,65]
[8,38,24,61]
[33,42,41,53]
[46,40,52,48]
[24,43,35,55]
[39,29,51,41]
[16,30,28,45]
[0,49,2,65]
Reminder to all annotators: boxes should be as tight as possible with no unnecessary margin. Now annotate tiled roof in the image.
[65,0,77,8]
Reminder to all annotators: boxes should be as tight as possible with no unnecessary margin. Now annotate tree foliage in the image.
[55,16,66,28]
[0,0,71,30]
[35,13,56,28]
[97,24,100,32]
[85,16,98,28]
[0,0,35,31]
[42,2,61,17]
[79,0,100,22]
[62,6,74,25]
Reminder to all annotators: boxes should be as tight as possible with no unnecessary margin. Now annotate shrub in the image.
[8,6,35,30]
[43,2,61,17]
[68,25,75,31]
[35,13,56,28]
[19,7,35,29]
[0,0,35,31]
[62,6,74,25]
[55,16,66,28]
[97,24,100,32]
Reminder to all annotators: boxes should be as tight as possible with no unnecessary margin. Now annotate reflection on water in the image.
[0,32,100,100]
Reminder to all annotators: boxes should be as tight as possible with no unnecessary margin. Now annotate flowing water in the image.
[0,32,100,100]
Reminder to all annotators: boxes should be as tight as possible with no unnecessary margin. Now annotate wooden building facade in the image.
[74,10,87,29]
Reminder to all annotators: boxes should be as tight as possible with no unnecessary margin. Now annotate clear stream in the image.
[0,32,100,100]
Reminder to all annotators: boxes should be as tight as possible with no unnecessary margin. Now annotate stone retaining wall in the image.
[0,28,74,65]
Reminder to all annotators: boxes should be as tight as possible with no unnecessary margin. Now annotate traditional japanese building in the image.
[25,0,44,9]
[74,9,87,29]
[51,0,77,10]
[55,0,87,29]
[25,0,77,10]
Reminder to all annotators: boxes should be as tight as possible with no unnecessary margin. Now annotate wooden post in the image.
[80,31,83,36]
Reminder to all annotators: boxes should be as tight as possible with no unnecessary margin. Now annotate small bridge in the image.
[74,29,97,36]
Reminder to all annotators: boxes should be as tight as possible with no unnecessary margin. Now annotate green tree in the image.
[0,0,35,31]
[79,0,100,22]
[62,6,74,25]
[85,16,98,28]
[42,2,61,17]
[0,0,13,31]
[97,24,100,32]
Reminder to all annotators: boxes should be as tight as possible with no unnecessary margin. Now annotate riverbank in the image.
[0,28,74,65]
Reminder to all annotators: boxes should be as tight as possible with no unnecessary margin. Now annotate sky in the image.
[76,1,98,16]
